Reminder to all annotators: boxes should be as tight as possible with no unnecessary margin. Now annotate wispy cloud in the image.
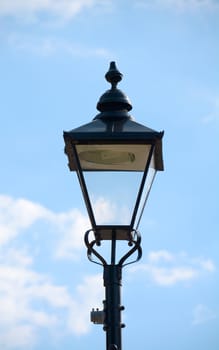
[136,0,219,12]
[147,250,174,263]
[201,96,219,125]
[8,33,112,58]
[192,304,217,325]
[0,0,112,22]
[129,250,215,286]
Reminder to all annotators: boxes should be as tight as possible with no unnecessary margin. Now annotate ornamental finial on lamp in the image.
[105,61,123,89]
[96,61,132,118]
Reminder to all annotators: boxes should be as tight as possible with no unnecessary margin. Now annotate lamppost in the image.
[63,62,164,350]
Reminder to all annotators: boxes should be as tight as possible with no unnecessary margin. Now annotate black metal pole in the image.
[103,231,124,350]
[103,264,124,350]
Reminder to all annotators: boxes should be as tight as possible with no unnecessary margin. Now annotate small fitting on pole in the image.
[109,345,118,350]
[90,308,105,324]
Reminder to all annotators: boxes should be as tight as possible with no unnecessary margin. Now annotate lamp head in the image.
[63,62,164,240]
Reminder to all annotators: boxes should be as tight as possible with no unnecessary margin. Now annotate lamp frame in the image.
[68,139,155,242]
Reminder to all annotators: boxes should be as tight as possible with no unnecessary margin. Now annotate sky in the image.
[0,0,219,349]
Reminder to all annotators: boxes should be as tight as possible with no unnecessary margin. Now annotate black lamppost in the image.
[63,62,164,350]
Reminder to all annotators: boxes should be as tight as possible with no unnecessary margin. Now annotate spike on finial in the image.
[105,61,123,89]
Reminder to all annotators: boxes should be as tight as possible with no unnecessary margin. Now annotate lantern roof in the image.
[64,62,164,171]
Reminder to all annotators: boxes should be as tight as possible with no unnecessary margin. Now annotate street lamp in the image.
[63,62,164,350]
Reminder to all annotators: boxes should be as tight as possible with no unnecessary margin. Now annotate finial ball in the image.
[105,61,123,88]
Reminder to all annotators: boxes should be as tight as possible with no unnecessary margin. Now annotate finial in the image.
[95,61,132,119]
[105,61,123,89]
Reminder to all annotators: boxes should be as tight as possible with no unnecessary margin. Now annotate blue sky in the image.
[0,0,219,349]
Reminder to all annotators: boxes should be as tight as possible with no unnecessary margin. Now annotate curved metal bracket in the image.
[84,229,142,267]
[84,229,107,266]
[118,230,142,267]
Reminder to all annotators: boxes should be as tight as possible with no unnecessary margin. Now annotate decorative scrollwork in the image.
[84,229,142,267]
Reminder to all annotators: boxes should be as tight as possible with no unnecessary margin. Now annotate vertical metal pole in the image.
[103,231,124,350]
[104,264,123,350]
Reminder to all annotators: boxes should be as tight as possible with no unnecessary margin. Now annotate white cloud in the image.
[0,246,33,266]
[151,266,198,285]
[68,274,103,334]
[0,264,57,348]
[94,197,116,223]
[129,250,215,286]
[0,195,51,245]
[132,264,198,286]
[0,194,89,259]
[0,324,36,349]
[0,193,132,260]
[194,258,216,272]
[52,208,90,259]
[192,304,217,325]
[2,0,217,21]
[0,253,103,348]
[0,0,112,22]
[148,250,174,263]
[0,194,105,347]
[92,196,131,225]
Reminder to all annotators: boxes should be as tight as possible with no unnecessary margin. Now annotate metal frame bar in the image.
[136,168,156,230]
[72,144,96,229]
[130,144,155,228]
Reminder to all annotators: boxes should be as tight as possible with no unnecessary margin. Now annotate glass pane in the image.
[83,170,144,225]
[76,144,151,171]
[135,153,156,230]
[75,143,155,228]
